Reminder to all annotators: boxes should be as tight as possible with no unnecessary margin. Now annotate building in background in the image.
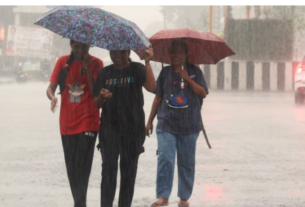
[1,5,305,75]
[0,6,72,74]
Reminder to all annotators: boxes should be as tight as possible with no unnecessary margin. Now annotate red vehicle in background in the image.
[294,56,305,104]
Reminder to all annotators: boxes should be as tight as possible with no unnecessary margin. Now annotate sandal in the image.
[150,198,169,207]
[178,199,189,207]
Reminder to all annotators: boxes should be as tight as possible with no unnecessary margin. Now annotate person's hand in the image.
[100,88,113,99]
[83,54,92,71]
[144,46,154,62]
[180,69,190,81]
[51,96,58,113]
[145,122,153,137]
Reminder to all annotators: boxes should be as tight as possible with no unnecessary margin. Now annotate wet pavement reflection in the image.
[1,82,305,206]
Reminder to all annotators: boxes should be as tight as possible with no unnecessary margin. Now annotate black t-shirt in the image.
[93,62,146,137]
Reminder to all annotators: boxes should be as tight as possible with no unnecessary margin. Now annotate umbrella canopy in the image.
[34,6,150,53]
[147,28,235,65]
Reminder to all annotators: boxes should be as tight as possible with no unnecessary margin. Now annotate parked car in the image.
[294,56,305,104]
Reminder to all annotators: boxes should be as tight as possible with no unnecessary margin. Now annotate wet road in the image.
[1,81,305,207]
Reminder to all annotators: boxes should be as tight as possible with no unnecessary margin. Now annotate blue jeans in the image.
[155,129,199,200]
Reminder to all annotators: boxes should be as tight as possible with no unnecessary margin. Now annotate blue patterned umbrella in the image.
[34,6,150,53]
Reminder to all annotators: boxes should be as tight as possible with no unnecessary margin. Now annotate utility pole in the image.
[163,6,166,29]
[247,6,251,19]
[209,6,213,33]
[224,6,228,19]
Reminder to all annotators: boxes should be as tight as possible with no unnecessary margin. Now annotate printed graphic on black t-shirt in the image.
[105,76,135,88]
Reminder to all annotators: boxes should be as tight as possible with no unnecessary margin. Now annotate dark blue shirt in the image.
[155,64,209,134]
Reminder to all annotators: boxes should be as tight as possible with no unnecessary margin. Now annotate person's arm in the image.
[85,69,95,95]
[83,54,95,95]
[94,88,112,109]
[180,69,207,98]
[46,82,58,112]
[145,95,163,136]
[143,46,156,93]
[94,94,105,109]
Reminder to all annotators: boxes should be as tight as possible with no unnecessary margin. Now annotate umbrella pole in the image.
[181,60,185,90]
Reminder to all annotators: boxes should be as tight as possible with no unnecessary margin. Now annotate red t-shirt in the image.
[50,54,103,135]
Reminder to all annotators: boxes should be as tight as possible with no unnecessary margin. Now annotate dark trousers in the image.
[61,131,97,207]
[99,130,140,207]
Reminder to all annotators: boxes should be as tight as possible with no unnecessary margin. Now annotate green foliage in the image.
[224,18,294,61]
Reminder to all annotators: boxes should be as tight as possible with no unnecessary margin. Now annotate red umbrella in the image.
[145,28,235,65]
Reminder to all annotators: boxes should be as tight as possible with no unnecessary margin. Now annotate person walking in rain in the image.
[93,47,155,207]
[145,39,209,207]
[46,39,103,207]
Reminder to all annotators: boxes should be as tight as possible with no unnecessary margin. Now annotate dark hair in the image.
[168,39,188,54]
[57,40,76,94]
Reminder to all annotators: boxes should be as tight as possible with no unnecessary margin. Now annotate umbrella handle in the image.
[181,79,185,90]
